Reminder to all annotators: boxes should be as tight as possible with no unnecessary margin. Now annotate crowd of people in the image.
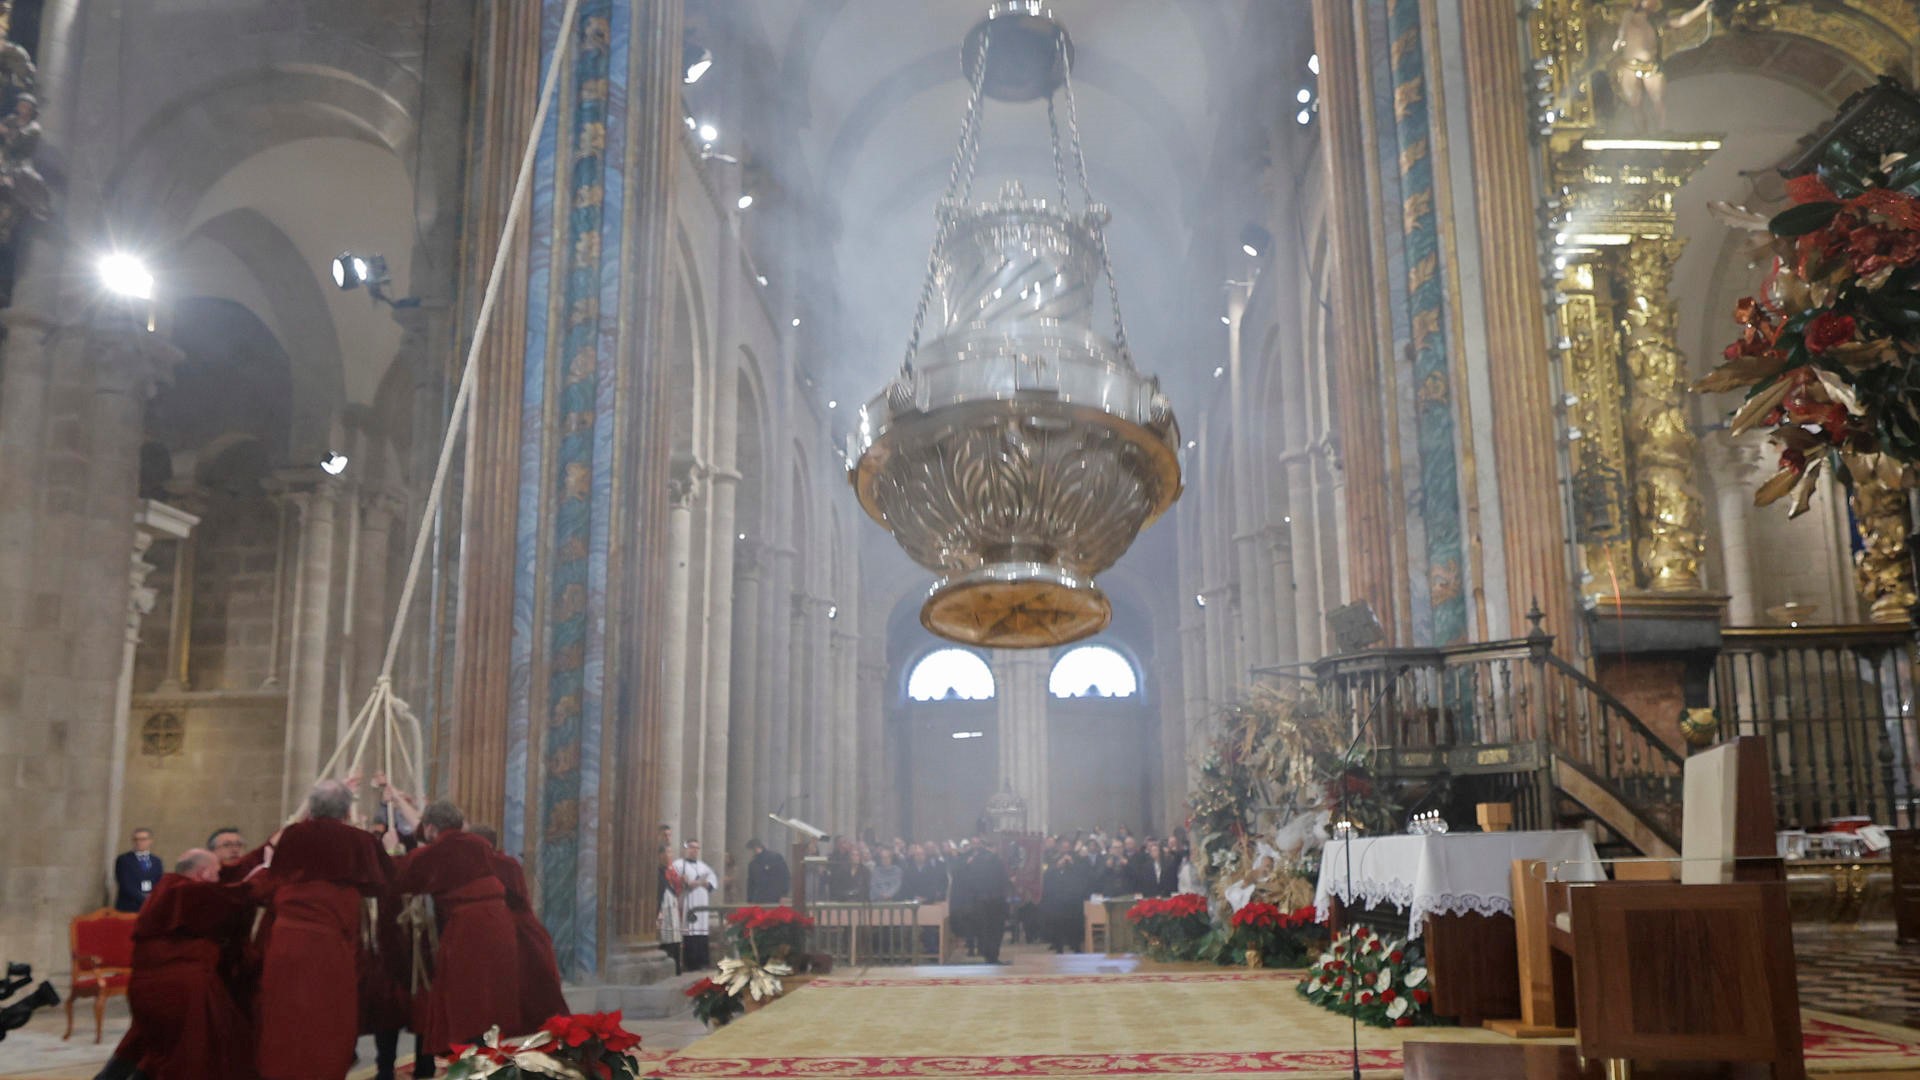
[96,775,566,1080]
[657,825,1201,967]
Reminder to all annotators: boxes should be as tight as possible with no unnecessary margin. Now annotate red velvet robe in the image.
[396,829,523,1056]
[251,817,391,1080]
[488,849,570,1031]
[126,874,255,1080]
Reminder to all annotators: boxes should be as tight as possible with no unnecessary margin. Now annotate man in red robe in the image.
[124,849,254,1080]
[252,780,393,1080]
[469,825,569,1032]
[395,801,523,1060]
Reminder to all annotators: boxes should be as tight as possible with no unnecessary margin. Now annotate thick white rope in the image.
[308,0,584,813]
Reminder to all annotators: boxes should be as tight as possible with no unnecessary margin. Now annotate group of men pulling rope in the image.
[96,775,568,1080]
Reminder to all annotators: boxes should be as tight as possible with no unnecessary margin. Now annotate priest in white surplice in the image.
[661,839,719,970]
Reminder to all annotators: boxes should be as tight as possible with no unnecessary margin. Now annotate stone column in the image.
[725,540,764,884]
[697,465,738,871]
[1265,525,1299,665]
[105,502,197,895]
[762,548,796,820]
[831,624,858,831]
[658,455,703,834]
[785,591,812,818]
[352,489,403,703]
[992,650,1050,834]
[857,650,890,834]
[1622,236,1706,593]
[1704,433,1767,625]
[1278,450,1320,660]
[275,470,340,816]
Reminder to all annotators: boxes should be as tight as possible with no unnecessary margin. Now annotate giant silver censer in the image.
[848,3,1182,649]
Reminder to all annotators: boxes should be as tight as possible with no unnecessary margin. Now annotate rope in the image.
[304,0,584,814]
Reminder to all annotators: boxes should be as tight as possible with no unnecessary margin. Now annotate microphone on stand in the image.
[1333,662,1415,1080]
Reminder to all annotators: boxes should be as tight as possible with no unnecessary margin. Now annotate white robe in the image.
[662,858,718,936]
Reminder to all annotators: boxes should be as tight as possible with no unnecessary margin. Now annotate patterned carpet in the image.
[657,969,1920,1079]
[1796,928,1920,1031]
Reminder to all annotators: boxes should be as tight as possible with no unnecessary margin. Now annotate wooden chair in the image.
[1532,737,1804,1079]
[65,908,137,1043]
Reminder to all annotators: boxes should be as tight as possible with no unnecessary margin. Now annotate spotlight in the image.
[738,532,747,541]
[1296,109,1312,126]
[791,317,801,327]
[698,122,718,143]
[1308,53,1320,75]
[331,252,384,291]
[756,274,769,286]
[1240,224,1271,260]
[1185,439,1197,450]
[1220,315,1231,326]
[1194,593,1207,608]
[685,115,696,130]
[737,193,755,210]
[319,451,350,476]
[1213,365,1225,377]
[827,399,838,409]
[827,605,838,620]
[1296,88,1312,104]
[683,43,713,85]
[98,253,154,301]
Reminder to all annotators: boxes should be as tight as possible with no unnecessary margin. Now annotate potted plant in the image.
[1226,902,1324,968]
[1124,893,1212,962]
[685,976,745,1029]
[443,1011,645,1078]
[1296,925,1438,1028]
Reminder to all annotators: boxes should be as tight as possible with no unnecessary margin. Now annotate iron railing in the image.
[1306,632,1685,847]
[1713,625,1920,830]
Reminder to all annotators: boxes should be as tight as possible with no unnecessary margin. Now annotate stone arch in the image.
[104,60,419,237]
[180,208,344,461]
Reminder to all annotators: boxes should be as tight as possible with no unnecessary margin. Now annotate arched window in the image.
[1049,645,1139,699]
[907,648,995,702]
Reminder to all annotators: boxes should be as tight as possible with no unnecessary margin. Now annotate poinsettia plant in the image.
[722,905,814,964]
[443,1011,644,1079]
[1698,137,1920,513]
[685,975,746,1029]
[1226,902,1325,968]
[1296,925,1438,1028]
[1125,893,1213,961]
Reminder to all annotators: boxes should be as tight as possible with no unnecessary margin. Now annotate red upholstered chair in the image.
[65,908,136,1042]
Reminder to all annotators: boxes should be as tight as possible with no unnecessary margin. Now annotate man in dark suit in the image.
[113,827,163,911]
[744,838,790,903]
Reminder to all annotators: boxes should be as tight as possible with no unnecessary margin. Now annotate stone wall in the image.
[121,692,287,860]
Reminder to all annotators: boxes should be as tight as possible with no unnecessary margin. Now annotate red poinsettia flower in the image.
[1381,989,1398,1003]
[1396,1016,1415,1027]
[1389,950,1404,964]
[685,977,720,998]
[1360,992,1374,1005]
[1413,988,1431,1005]
[1785,174,1836,204]
[1805,312,1857,353]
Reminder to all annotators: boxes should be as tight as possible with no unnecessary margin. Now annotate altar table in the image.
[1314,830,1603,1026]
[1314,830,1603,937]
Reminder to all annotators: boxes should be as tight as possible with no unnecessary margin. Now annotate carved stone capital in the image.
[668,453,706,508]
[89,326,183,403]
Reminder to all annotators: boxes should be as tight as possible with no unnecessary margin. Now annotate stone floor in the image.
[0,927,1912,1078]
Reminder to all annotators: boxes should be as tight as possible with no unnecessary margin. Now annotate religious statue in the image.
[0,12,45,245]
[1607,0,1715,131]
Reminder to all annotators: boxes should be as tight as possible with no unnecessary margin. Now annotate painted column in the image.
[659,455,703,836]
[276,470,339,816]
[1310,0,1398,633]
[1460,0,1577,645]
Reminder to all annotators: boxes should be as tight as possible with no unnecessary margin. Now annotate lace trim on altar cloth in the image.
[1314,885,1513,938]
[1408,892,1513,937]
[1313,877,1417,925]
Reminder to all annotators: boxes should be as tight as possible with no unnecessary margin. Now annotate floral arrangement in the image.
[1698,138,1920,512]
[444,1011,643,1078]
[1226,902,1325,969]
[1125,893,1213,961]
[1296,925,1436,1028]
[1189,689,1397,915]
[684,975,746,1029]
[722,905,814,965]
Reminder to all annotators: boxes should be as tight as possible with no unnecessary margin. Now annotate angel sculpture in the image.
[1608,0,1715,132]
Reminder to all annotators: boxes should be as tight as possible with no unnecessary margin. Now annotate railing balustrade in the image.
[1713,625,1920,830]
[699,901,942,967]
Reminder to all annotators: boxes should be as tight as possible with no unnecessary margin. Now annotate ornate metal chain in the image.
[1058,27,1131,365]
[1047,94,1071,213]
[903,26,994,375]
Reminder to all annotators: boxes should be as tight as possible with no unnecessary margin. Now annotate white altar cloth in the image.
[1313,830,1603,938]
